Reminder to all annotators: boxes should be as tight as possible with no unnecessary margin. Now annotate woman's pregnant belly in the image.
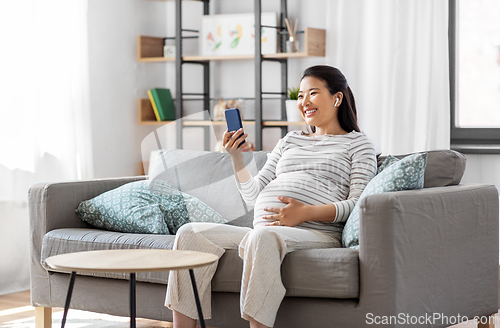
[253,173,339,228]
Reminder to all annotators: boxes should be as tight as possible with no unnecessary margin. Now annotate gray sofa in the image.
[29,149,499,328]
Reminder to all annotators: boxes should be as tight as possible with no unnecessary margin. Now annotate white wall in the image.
[87,0,329,178]
[88,0,169,178]
[461,154,500,262]
[461,154,500,193]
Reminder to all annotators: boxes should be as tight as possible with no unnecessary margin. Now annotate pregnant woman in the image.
[165,65,377,328]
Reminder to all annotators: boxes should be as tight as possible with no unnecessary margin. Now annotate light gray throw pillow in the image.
[148,149,269,228]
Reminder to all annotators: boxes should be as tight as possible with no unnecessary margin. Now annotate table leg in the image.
[130,273,136,328]
[188,269,206,328]
[61,271,76,328]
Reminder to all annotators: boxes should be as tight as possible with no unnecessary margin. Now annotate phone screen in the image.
[225,108,245,147]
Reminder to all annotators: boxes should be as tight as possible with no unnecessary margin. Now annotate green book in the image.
[148,88,175,121]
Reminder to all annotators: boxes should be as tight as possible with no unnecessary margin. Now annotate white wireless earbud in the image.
[335,98,339,107]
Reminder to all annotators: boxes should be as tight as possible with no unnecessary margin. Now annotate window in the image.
[450,0,500,153]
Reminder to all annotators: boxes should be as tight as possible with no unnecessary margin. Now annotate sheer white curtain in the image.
[325,0,450,154]
[0,0,92,295]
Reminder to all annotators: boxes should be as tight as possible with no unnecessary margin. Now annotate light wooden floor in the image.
[0,290,497,327]
[0,290,175,327]
[0,290,36,324]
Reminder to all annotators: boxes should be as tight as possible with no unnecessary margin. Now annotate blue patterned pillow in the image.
[76,180,226,234]
[342,152,428,248]
[149,180,227,232]
[377,154,399,174]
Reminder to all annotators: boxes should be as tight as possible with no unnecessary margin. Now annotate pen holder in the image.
[286,39,299,53]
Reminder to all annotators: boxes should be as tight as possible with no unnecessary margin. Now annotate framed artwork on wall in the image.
[200,13,277,56]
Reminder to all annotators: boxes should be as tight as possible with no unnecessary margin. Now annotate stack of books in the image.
[147,88,175,121]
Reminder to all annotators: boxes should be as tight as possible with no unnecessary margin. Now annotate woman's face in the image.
[298,76,339,127]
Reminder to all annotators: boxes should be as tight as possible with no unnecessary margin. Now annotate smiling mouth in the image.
[304,109,317,117]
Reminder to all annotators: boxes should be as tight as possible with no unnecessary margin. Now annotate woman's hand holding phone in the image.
[223,128,248,158]
[223,128,252,183]
[223,108,251,181]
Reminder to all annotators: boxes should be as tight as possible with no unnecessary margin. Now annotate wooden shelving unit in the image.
[137,24,325,129]
[137,28,325,62]
[137,0,324,174]
[138,0,326,160]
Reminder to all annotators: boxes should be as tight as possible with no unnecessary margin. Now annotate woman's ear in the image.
[334,92,343,107]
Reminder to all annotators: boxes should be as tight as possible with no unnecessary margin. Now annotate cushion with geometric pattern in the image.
[342,152,427,249]
[76,180,226,235]
[377,154,400,174]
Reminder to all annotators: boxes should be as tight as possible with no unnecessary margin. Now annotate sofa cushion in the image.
[281,247,359,298]
[41,228,176,284]
[75,180,172,235]
[343,152,428,248]
[148,180,227,233]
[41,228,359,299]
[377,149,466,188]
[377,155,399,174]
[75,180,226,235]
[213,247,359,299]
[148,149,269,228]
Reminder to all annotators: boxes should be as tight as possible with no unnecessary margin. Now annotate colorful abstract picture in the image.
[201,13,277,56]
[206,25,222,53]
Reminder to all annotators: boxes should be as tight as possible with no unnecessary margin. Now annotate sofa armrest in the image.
[358,184,499,320]
[28,175,146,306]
[29,176,147,234]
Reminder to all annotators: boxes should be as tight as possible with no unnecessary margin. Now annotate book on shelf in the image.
[147,88,175,121]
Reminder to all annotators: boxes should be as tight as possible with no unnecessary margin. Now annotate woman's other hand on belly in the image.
[263,196,310,227]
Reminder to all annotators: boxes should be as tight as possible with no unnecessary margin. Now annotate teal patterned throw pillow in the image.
[149,180,227,233]
[377,154,400,174]
[76,180,226,234]
[342,152,427,249]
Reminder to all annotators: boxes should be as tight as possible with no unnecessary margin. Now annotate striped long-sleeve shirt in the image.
[235,130,377,234]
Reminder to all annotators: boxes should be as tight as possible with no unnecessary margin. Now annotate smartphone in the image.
[224,108,246,148]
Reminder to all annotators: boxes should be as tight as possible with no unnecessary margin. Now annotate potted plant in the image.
[286,87,303,122]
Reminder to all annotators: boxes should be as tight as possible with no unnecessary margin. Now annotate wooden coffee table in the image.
[45,249,218,328]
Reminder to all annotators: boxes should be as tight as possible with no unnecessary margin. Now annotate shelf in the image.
[139,119,306,126]
[139,99,306,126]
[138,99,163,124]
[138,36,165,60]
[263,121,306,126]
[137,28,325,62]
[182,121,306,126]
[184,120,255,126]
[139,53,315,62]
[184,55,253,61]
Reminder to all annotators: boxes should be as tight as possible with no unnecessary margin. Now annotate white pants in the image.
[165,222,341,327]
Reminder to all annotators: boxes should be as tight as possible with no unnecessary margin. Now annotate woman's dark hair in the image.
[300,65,360,133]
